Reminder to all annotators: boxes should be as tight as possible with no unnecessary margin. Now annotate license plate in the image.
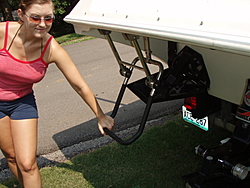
[182,106,209,131]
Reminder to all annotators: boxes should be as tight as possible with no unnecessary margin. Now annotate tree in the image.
[0,0,14,21]
[50,0,80,37]
[56,0,79,18]
[0,0,80,37]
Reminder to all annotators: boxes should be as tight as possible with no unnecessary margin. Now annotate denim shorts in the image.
[0,91,38,120]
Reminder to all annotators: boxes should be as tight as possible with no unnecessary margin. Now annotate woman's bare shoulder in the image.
[0,22,7,49]
[48,37,71,64]
[0,22,6,36]
[0,21,21,36]
[0,22,22,49]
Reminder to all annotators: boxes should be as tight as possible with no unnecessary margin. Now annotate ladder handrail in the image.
[104,96,154,145]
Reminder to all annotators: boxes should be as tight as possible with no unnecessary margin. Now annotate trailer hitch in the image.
[183,79,250,188]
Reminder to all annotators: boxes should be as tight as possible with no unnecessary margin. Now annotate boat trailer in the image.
[98,30,250,187]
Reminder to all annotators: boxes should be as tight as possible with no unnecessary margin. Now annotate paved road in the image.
[0,38,183,164]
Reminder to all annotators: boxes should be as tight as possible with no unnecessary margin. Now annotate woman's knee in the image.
[2,149,16,164]
[4,151,38,173]
[17,158,38,173]
[6,154,17,165]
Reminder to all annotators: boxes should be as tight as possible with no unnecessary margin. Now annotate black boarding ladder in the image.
[99,29,163,145]
[99,30,210,145]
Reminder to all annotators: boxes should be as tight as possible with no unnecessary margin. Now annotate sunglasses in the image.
[25,14,55,24]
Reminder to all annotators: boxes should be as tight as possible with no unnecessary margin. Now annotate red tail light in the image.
[184,97,197,110]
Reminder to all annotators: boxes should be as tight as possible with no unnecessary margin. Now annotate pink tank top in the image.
[0,22,53,101]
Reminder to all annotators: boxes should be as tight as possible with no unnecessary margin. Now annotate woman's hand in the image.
[98,115,114,135]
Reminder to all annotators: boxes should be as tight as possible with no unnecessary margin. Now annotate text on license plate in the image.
[182,106,209,131]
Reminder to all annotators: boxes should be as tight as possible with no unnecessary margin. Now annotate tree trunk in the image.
[0,0,14,21]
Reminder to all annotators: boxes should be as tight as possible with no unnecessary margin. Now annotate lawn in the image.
[55,33,95,46]
[0,116,231,188]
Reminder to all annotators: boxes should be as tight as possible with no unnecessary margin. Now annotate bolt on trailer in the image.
[65,0,250,187]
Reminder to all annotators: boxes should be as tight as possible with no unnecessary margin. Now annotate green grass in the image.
[55,33,96,46]
[0,116,231,188]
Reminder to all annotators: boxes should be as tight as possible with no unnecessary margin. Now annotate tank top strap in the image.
[41,36,53,58]
[3,21,9,49]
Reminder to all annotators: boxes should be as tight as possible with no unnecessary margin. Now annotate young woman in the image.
[0,0,114,187]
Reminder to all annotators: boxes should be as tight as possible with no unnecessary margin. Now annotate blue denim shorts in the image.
[0,91,38,120]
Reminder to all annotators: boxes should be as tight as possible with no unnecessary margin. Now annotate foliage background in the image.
[0,0,79,37]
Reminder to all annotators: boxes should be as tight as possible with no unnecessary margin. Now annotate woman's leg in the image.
[10,118,41,188]
[0,116,23,184]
